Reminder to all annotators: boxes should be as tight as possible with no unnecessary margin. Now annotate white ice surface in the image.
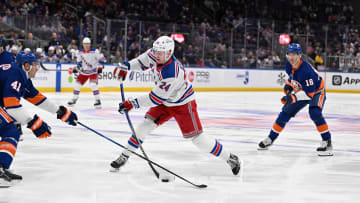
[1,91,360,203]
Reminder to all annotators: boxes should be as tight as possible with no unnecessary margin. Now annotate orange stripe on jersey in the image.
[0,108,13,122]
[0,141,17,157]
[318,90,325,109]
[38,132,51,139]
[3,97,20,108]
[307,92,315,98]
[315,79,325,92]
[316,123,328,133]
[292,60,303,74]
[26,92,46,105]
[272,123,284,133]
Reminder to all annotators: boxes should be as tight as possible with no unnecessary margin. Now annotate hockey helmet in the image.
[83,37,91,44]
[286,43,302,54]
[152,36,175,61]
[16,51,38,67]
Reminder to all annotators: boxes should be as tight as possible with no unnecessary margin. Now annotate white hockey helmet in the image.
[83,37,91,44]
[36,48,42,53]
[152,36,175,61]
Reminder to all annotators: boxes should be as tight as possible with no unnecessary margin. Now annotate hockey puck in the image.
[161,179,169,182]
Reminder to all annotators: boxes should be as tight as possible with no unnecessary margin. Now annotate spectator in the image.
[44,46,58,62]
[315,51,324,69]
[205,57,216,67]
[110,50,123,64]
[10,46,18,57]
[35,48,45,62]
[48,32,60,49]
[23,33,37,52]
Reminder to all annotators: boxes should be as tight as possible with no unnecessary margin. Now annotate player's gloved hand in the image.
[27,114,52,139]
[56,106,78,126]
[281,94,297,106]
[72,67,78,74]
[97,66,103,74]
[118,99,139,114]
[283,80,293,94]
[113,62,130,82]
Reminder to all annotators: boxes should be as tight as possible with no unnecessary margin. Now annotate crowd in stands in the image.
[0,0,359,71]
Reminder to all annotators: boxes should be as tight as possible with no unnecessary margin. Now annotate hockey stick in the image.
[77,121,207,188]
[39,62,49,71]
[120,83,160,179]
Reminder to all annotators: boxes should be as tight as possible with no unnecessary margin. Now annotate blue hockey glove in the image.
[57,106,78,126]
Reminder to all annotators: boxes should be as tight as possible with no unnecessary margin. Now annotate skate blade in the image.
[94,106,102,109]
[239,159,244,181]
[0,179,14,188]
[257,147,269,150]
[109,168,120,173]
[318,151,333,156]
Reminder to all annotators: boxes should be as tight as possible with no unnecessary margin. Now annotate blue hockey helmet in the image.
[16,51,38,67]
[286,43,302,54]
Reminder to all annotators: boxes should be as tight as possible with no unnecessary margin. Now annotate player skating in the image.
[0,51,78,186]
[258,43,333,156]
[110,36,241,175]
[67,37,106,109]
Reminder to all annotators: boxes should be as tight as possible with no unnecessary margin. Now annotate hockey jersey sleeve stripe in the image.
[0,108,13,123]
[138,59,149,70]
[150,91,167,101]
[149,93,164,105]
[175,61,179,78]
[3,97,21,108]
[25,92,46,106]
[166,86,194,104]
[0,141,16,157]
[147,52,157,62]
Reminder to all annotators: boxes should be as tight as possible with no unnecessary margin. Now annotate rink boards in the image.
[32,63,360,93]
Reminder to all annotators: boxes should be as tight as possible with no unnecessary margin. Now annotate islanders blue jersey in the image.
[0,50,15,64]
[285,59,324,98]
[0,62,46,110]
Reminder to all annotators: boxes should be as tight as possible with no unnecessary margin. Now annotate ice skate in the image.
[227,153,241,175]
[0,164,22,188]
[258,137,273,150]
[67,98,77,107]
[110,153,129,172]
[317,139,333,156]
[94,100,101,109]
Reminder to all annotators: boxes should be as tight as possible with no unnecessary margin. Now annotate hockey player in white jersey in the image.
[67,37,106,108]
[110,36,241,176]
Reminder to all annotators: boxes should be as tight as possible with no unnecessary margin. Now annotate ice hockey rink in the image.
[1,91,360,203]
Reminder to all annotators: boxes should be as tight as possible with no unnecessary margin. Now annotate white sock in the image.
[122,118,157,157]
[192,133,230,162]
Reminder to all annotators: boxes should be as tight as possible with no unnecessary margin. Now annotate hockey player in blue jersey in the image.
[258,43,333,156]
[0,38,15,64]
[0,51,78,185]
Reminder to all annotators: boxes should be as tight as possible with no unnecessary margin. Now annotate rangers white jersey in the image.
[76,48,106,75]
[129,49,195,108]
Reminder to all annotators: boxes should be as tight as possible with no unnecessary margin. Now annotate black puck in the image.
[161,179,169,182]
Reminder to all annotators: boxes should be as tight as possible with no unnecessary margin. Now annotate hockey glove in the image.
[27,115,52,139]
[283,80,293,94]
[72,67,78,74]
[113,62,130,82]
[56,106,78,126]
[118,99,140,114]
[97,66,103,74]
[281,94,297,106]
